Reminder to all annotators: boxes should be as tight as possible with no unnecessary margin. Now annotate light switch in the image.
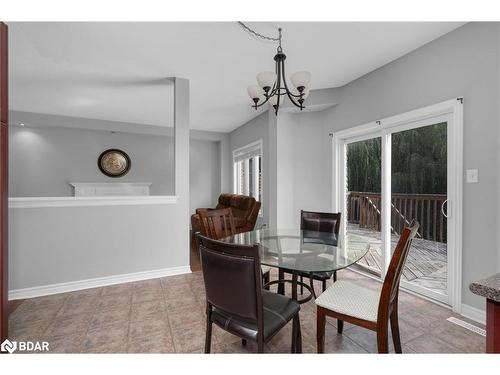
[466,169,478,183]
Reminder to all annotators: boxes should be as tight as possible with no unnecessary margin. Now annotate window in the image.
[233,140,263,214]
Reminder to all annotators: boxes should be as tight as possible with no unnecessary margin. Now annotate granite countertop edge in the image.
[469,273,500,303]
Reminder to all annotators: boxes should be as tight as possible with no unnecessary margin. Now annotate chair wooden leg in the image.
[377,322,389,353]
[205,305,213,354]
[390,308,402,353]
[300,275,304,295]
[333,271,337,282]
[291,315,297,353]
[317,307,326,353]
[242,339,247,347]
[322,279,327,292]
[337,319,344,334]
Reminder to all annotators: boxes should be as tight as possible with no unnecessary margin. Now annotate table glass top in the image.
[221,228,370,273]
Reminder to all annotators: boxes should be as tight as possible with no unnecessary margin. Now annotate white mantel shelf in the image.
[70,182,153,197]
[9,195,179,208]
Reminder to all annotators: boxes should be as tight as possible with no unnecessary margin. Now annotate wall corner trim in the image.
[8,265,191,300]
[8,195,179,208]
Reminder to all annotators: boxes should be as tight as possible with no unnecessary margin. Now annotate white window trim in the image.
[331,98,463,313]
[233,139,264,216]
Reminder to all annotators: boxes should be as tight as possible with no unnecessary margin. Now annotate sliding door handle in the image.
[441,199,449,219]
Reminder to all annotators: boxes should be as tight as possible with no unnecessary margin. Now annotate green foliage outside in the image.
[347,123,447,194]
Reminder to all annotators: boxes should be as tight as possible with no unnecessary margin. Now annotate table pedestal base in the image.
[265,276,314,305]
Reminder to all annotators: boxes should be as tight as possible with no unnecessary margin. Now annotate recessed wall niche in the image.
[9,111,176,197]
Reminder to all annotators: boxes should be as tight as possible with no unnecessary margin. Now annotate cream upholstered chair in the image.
[315,221,419,353]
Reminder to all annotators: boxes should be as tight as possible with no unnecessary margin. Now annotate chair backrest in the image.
[199,208,236,240]
[300,210,342,234]
[198,235,262,321]
[378,221,420,321]
[216,193,258,222]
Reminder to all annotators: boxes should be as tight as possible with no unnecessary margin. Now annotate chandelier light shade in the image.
[290,71,311,89]
[244,26,311,115]
[256,71,277,91]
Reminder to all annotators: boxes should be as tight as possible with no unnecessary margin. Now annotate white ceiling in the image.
[9,22,464,133]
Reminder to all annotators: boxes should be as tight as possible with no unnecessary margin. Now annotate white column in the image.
[172,77,190,265]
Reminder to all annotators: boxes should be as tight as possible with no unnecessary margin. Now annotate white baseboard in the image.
[9,265,192,300]
[460,303,486,325]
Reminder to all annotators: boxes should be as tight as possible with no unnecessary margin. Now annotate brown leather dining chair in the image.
[316,221,420,353]
[280,210,341,298]
[198,235,302,353]
[198,208,271,288]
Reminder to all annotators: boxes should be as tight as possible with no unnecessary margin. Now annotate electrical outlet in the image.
[466,169,478,183]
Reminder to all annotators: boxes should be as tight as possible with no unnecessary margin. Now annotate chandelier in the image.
[241,23,311,115]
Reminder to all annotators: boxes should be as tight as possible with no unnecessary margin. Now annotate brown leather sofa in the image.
[191,193,261,237]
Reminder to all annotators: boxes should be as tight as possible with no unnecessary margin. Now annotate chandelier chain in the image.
[237,22,280,43]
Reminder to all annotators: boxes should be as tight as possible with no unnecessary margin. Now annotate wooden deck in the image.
[348,223,447,293]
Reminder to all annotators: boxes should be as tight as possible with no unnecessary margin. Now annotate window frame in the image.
[232,139,263,216]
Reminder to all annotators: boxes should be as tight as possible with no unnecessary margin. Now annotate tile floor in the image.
[8,269,486,353]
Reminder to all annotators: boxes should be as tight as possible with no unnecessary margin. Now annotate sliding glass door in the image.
[391,122,448,302]
[345,137,382,278]
[333,100,462,309]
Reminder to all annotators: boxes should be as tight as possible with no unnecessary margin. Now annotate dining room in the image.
[1,10,499,367]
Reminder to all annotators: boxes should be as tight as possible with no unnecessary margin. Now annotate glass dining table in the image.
[221,228,370,304]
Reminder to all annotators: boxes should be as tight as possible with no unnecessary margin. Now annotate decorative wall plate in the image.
[98,149,131,178]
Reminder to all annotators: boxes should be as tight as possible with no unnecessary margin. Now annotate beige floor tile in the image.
[172,322,217,353]
[96,291,132,310]
[9,320,50,342]
[46,334,85,354]
[88,305,131,330]
[430,320,486,353]
[131,290,163,304]
[323,333,368,353]
[404,334,462,353]
[168,307,205,333]
[82,322,129,352]
[9,304,61,327]
[130,300,167,322]
[43,313,91,341]
[56,296,97,318]
[128,333,175,353]
[132,279,163,293]
[164,292,200,310]
[129,318,170,339]
[343,325,395,353]
[101,282,134,296]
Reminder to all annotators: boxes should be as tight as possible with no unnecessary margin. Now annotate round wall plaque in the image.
[98,149,131,178]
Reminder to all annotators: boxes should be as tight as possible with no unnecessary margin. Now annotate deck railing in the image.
[347,191,447,243]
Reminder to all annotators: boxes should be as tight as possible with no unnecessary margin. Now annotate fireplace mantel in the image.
[69,182,152,197]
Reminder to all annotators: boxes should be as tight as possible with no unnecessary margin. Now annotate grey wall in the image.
[190,138,220,214]
[228,22,500,312]
[289,111,331,227]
